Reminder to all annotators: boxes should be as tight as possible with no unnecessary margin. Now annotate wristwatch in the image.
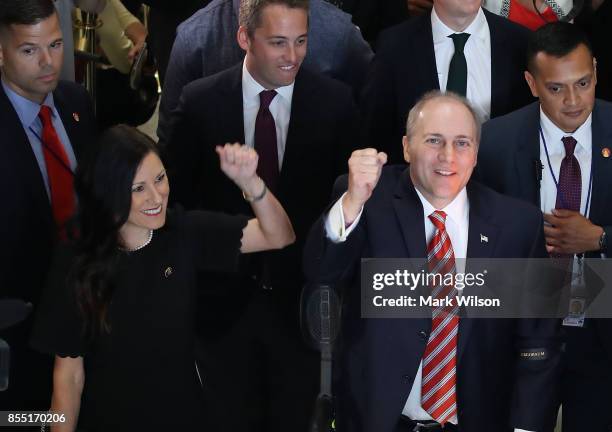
[599,229,608,253]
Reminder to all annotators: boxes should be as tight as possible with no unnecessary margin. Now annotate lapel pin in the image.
[164,267,173,278]
[73,112,80,122]
[603,147,611,158]
[480,234,488,243]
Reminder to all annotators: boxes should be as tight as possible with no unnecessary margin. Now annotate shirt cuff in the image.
[324,192,364,243]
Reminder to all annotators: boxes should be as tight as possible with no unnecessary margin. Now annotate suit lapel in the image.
[0,84,53,226]
[513,103,541,206]
[53,87,82,159]
[458,182,501,365]
[279,69,311,196]
[226,64,247,144]
[487,10,515,118]
[416,14,440,93]
[588,101,612,223]
[391,169,427,260]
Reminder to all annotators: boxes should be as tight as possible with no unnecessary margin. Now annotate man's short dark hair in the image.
[0,0,56,33]
[239,0,309,37]
[527,22,593,74]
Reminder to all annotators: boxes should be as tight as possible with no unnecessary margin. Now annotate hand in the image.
[543,209,604,254]
[407,0,433,15]
[216,143,262,195]
[125,22,148,63]
[343,148,387,223]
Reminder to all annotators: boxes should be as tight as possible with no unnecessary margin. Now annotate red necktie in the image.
[254,90,279,193]
[555,136,581,212]
[421,210,459,425]
[38,105,75,230]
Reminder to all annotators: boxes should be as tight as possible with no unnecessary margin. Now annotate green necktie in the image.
[446,33,471,97]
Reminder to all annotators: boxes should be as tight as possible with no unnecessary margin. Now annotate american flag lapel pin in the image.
[480,234,488,243]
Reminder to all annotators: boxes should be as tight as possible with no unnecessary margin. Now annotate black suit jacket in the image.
[0,80,95,408]
[477,99,612,361]
[303,166,561,432]
[163,64,359,328]
[361,9,533,164]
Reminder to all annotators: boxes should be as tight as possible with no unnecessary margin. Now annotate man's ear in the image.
[524,70,539,98]
[237,25,250,52]
[593,57,598,86]
[402,135,411,164]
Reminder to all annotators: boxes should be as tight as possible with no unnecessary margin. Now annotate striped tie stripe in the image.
[421,210,459,426]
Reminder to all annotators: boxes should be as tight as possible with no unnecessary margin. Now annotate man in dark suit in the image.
[477,22,612,431]
[304,91,560,432]
[0,0,95,411]
[162,0,358,430]
[361,0,533,164]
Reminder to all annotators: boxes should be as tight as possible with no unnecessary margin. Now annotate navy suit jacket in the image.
[0,80,95,409]
[360,9,533,164]
[163,63,359,329]
[303,166,561,432]
[477,100,612,362]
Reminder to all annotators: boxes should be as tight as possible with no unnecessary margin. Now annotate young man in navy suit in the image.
[163,0,359,430]
[0,0,95,410]
[304,91,560,432]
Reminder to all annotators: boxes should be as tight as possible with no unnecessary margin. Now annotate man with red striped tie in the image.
[304,90,561,432]
[0,0,95,412]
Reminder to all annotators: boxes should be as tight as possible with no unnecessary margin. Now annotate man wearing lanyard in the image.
[0,0,95,410]
[477,22,612,431]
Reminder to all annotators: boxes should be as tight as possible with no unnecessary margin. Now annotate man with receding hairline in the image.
[304,92,560,432]
[0,0,95,411]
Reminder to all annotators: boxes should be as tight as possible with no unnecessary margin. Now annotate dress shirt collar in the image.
[1,78,56,129]
[414,186,469,229]
[242,60,295,108]
[539,107,593,156]
[431,6,488,44]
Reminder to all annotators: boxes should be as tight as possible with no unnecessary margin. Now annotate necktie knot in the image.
[428,210,447,231]
[562,136,578,158]
[449,33,470,53]
[38,105,53,125]
[259,90,277,110]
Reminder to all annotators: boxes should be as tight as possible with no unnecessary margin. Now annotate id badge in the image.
[563,256,586,327]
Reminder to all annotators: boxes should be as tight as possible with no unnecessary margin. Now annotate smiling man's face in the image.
[403,97,478,209]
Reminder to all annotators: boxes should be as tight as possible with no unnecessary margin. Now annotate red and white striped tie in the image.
[421,210,459,425]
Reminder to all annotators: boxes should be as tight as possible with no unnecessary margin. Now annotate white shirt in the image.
[242,61,294,169]
[539,109,593,216]
[431,6,492,122]
[325,188,535,431]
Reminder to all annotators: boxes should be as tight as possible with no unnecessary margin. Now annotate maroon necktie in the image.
[254,90,279,193]
[555,136,581,212]
[421,211,459,425]
[39,105,75,230]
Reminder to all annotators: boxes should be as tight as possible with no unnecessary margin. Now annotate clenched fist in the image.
[343,148,387,224]
[216,143,263,197]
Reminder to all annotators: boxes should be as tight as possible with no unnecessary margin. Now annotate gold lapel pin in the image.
[164,267,173,278]
[602,147,611,158]
[73,112,80,122]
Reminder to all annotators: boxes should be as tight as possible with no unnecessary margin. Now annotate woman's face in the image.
[120,152,169,240]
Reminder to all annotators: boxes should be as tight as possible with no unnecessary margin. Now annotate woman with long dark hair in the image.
[31,125,295,431]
